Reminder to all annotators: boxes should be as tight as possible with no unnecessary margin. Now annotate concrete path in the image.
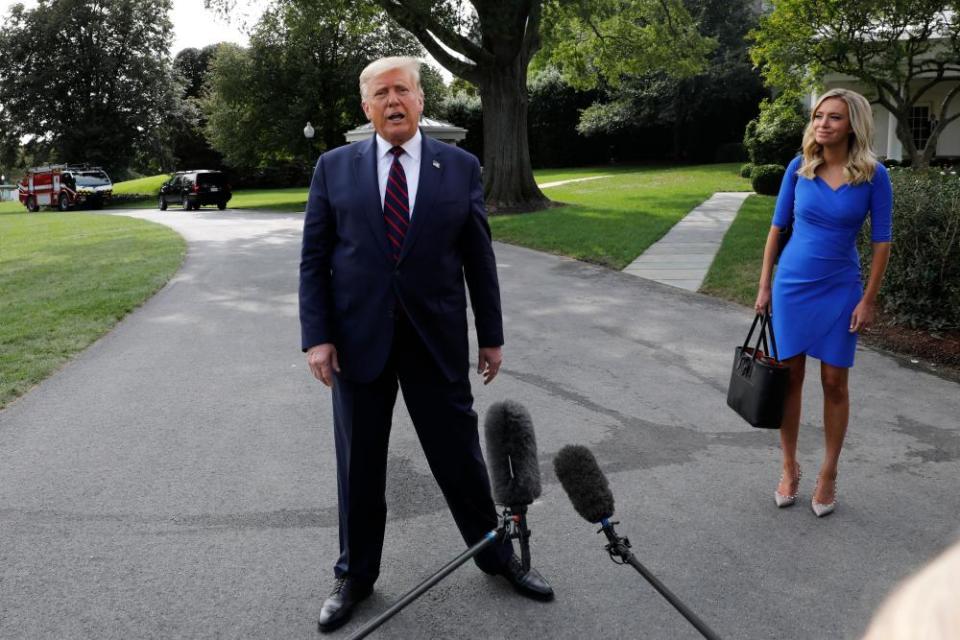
[623,191,752,291]
[2,208,959,640]
[537,175,612,189]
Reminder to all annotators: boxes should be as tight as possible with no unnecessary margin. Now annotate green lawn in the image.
[0,211,185,408]
[0,200,23,214]
[112,173,170,196]
[699,194,775,305]
[490,163,751,269]
[104,166,640,214]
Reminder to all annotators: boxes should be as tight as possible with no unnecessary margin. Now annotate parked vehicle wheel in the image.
[58,194,69,211]
[26,196,39,212]
[158,196,167,211]
[217,200,227,210]
[182,197,191,211]
[192,201,202,211]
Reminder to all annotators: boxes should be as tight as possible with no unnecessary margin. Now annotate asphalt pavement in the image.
[1,207,958,640]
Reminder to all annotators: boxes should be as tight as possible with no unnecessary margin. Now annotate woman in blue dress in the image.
[754,88,893,517]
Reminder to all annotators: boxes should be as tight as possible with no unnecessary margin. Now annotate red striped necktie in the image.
[384,146,410,262]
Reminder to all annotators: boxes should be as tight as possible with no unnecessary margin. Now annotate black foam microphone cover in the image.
[553,445,615,523]
[484,400,542,507]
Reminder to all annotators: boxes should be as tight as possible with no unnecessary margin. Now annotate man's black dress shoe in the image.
[317,576,373,633]
[498,555,554,601]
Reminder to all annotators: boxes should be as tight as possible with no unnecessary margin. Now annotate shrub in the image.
[110,193,152,206]
[740,163,755,178]
[436,91,483,161]
[751,164,786,195]
[858,168,960,330]
[743,94,806,166]
[230,162,311,189]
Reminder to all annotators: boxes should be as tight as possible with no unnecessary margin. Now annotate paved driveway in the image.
[1,208,958,639]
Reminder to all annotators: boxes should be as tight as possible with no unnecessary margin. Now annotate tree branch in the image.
[377,0,492,67]
[417,26,482,83]
[520,0,542,63]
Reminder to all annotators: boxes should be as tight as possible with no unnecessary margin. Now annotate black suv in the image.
[158,171,232,211]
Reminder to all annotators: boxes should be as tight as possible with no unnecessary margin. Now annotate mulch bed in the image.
[862,316,960,383]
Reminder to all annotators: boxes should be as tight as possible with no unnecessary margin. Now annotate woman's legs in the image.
[816,362,850,504]
[777,354,806,496]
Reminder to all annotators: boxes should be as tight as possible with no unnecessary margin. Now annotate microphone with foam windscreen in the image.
[484,400,541,572]
[346,400,543,640]
[554,445,722,640]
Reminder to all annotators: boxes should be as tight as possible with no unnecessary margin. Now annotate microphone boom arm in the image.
[599,519,722,640]
[346,507,532,640]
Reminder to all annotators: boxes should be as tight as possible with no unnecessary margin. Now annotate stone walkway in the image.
[623,191,752,291]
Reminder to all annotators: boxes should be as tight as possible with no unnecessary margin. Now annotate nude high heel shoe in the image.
[774,464,802,508]
[811,477,837,517]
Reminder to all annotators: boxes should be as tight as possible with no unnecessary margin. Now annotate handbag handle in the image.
[742,312,782,363]
[765,311,782,362]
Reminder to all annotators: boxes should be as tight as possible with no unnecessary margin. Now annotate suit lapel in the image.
[354,135,392,262]
[399,133,442,264]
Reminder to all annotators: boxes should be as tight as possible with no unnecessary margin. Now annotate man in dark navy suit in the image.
[300,56,553,633]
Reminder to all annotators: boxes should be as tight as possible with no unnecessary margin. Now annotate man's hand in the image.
[477,346,502,385]
[307,343,340,387]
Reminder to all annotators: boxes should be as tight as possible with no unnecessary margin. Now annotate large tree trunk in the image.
[894,113,925,168]
[477,60,548,213]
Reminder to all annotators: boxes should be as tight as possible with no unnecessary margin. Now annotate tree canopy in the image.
[570,0,765,162]
[542,0,715,90]
[751,0,960,167]
[0,0,184,176]
[202,0,420,171]
[208,0,714,211]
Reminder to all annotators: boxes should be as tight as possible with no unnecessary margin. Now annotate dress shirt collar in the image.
[375,129,422,163]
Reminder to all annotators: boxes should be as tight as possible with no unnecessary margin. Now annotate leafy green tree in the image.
[377,0,712,210]
[175,45,222,99]
[542,0,716,91]
[202,0,420,172]
[0,0,184,176]
[419,64,450,115]
[572,0,765,162]
[751,0,960,168]
[171,45,227,171]
[742,93,807,166]
[208,0,712,210]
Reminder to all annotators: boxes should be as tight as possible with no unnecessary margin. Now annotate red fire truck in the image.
[18,164,113,212]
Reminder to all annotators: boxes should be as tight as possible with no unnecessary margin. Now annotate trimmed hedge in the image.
[110,193,152,206]
[740,163,755,178]
[743,96,806,166]
[858,168,960,330]
[751,164,786,195]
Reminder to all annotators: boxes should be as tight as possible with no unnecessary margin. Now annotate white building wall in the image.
[814,77,960,159]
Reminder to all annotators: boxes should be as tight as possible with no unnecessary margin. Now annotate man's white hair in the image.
[359,56,422,100]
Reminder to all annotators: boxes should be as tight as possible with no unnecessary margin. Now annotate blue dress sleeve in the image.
[772,156,802,229]
[869,164,893,242]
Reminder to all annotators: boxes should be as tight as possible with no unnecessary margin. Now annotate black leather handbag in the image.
[726,312,790,429]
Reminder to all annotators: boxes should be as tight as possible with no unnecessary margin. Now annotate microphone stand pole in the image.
[347,509,526,640]
[599,519,722,640]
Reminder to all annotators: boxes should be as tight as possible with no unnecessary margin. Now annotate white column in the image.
[887,109,903,161]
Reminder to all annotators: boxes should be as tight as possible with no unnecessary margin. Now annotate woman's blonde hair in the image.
[861,539,960,640]
[798,88,878,184]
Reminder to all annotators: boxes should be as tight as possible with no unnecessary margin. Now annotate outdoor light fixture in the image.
[303,122,315,139]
